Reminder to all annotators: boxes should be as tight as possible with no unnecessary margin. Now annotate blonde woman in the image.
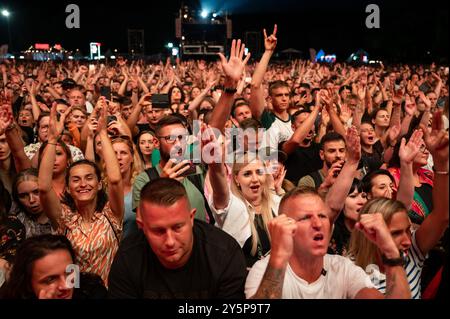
[111,136,143,239]
[207,152,282,268]
[348,115,448,298]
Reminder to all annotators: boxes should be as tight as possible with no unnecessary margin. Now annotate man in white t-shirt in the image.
[245,187,411,299]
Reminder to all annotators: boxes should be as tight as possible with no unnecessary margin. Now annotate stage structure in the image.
[175,4,232,58]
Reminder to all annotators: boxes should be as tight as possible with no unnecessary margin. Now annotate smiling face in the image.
[284,194,331,258]
[369,174,394,199]
[71,109,87,129]
[31,249,74,299]
[67,164,101,204]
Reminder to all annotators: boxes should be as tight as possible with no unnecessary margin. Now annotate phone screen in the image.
[100,86,112,98]
[179,161,198,177]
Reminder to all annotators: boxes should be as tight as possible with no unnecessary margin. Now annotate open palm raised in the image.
[218,39,251,84]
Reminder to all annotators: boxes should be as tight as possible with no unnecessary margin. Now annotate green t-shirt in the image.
[132,165,207,222]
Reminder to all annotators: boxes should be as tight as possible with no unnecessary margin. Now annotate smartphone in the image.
[107,115,117,125]
[100,86,112,99]
[89,64,95,73]
[179,161,199,177]
[151,94,170,108]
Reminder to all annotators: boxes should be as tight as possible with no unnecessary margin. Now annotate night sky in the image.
[0,0,448,63]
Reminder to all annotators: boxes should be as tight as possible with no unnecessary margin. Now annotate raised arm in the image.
[281,100,321,155]
[326,127,361,223]
[321,90,347,137]
[0,99,31,172]
[249,215,296,299]
[399,96,417,138]
[38,104,71,229]
[416,112,449,255]
[354,213,411,299]
[249,25,277,119]
[395,130,423,209]
[97,99,124,221]
[209,39,250,132]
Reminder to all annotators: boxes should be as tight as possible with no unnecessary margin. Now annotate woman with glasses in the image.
[38,99,123,286]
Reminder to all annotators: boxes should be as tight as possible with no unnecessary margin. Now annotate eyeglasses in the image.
[419,144,428,153]
[157,134,188,144]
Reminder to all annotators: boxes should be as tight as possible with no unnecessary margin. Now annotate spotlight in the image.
[212,12,217,18]
[200,10,208,18]
[183,14,188,19]
[167,42,174,48]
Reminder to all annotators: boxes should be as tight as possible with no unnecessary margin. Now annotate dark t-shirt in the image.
[328,214,352,256]
[282,142,323,185]
[108,220,247,299]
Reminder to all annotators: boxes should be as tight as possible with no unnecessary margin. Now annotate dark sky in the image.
[0,0,448,63]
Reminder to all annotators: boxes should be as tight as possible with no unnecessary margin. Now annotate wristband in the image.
[434,171,449,175]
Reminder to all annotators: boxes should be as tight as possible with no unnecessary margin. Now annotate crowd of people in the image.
[0,25,448,299]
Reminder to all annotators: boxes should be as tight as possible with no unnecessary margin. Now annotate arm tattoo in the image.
[251,266,286,299]
[384,272,396,298]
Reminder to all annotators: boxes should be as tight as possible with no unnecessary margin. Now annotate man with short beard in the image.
[132,116,211,223]
[298,132,347,196]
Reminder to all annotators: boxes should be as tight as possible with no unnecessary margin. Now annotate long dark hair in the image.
[0,178,12,221]
[1,235,76,299]
[62,160,108,213]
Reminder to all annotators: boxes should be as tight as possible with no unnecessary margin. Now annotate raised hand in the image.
[0,98,14,135]
[345,126,361,164]
[404,94,417,116]
[355,213,399,256]
[263,24,278,52]
[218,39,251,85]
[267,214,297,266]
[388,124,401,146]
[420,111,449,165]
[399,129,423,164]
[49,103,72,141]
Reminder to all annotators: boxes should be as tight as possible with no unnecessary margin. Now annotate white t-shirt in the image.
[209,191,281,248]
[245,254,375,299]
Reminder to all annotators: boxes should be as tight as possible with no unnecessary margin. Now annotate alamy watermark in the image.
[365,4,380,29]
[66,4,80,29]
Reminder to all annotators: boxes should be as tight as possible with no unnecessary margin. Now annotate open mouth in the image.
[250,185,260,192]
[313,234,324,241]
[77,189,91,194]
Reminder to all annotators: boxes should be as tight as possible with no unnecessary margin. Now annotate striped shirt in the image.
[58,203,123,286]
[366,231,426,299]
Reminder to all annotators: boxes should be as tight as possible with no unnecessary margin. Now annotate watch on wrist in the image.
[223,87,237,94]
[381,250,406,267]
